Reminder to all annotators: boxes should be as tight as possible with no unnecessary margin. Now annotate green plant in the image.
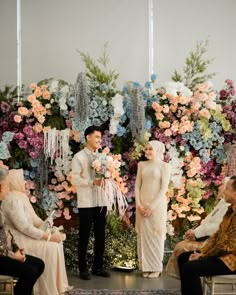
[78,43,119,89]
[172,39,216,89]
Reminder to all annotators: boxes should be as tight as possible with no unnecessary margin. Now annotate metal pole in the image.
[148,0,154,82]
[17,0,22,101]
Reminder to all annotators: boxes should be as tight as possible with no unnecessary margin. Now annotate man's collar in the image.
[84,147,95,155]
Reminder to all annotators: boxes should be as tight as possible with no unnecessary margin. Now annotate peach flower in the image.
[199,108,211,119]
[14,115,22,123]
[37,115,45,124]
[28,94,36,103]
[102,147,110,155]
[34,88,42,98]
[18,107,29,116]
[33,123,43,133]
[30,83,37,90]
[42,91,50,100]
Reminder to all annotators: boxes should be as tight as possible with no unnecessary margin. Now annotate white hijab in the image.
[9,169,26,192]
[148,140,165,161]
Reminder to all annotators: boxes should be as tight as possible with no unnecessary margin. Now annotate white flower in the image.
[60,104,68,111]
[45,104,51,109]
[50,80,59,92]
[61,85,69,94]
[165,81,193,97]
[105,171,111,178]
[50,99,54,104]
[150,89,157,96]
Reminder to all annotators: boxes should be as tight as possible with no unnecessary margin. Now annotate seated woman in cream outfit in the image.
[165,177,230,279]
[1,169,71,295]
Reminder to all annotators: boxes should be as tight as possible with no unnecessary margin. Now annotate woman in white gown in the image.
[135,140,171,278]
[1,169,71,295]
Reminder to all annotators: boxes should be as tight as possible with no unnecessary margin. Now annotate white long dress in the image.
[135,160,171,272]
[2,191,69,295]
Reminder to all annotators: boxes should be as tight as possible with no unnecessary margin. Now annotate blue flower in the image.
[145,81,152,89]
[0,142,11,160]
[2,131,14,144]
[90,100,98,109]
[29,170,36,179]
[122,86,129,95]
[145,119,152,130]
[67,96,76,107]
[150,74,157,81]
[117,124,126,137]
[99,83,108,91]
[30,158,38,168]
[133,81,141,88]
[23,170,30,180]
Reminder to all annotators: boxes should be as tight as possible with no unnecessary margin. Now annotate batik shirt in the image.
[201,205,236,271]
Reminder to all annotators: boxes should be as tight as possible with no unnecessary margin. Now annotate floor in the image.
[68,270,181,290]
[68,271,236,293]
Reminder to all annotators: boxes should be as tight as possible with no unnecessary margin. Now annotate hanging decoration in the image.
[129,87,146,139]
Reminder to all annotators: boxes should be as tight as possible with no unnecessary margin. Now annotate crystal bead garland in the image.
[226,144,236,176]
[129,87,146,139]
[74,72,90,128]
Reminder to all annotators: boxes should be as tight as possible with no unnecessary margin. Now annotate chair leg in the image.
[211,280,215,295]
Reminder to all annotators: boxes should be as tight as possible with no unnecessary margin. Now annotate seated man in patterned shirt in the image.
[0,165,45,295]
[178,175,236,295]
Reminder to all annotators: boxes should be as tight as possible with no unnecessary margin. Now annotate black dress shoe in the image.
[79,271,91,280]
[92,268,110,277]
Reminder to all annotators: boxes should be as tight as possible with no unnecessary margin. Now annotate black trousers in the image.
[0,254,44,295]
[178,251,236,295]
[78,206,107,272]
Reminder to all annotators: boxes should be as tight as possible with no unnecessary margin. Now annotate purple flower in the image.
[225,79,234,87]
[0,102,11,113]
[219,89,229,100]
[18,140,28,149]
[14,132,25,140]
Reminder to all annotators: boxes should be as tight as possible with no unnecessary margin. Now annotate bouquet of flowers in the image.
[92,147,128,217]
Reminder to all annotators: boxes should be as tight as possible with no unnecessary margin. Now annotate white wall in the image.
[154,0,236,89]
[0,0,16,87]
[0,0,236,90]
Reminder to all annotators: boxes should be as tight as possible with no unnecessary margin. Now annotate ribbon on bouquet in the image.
[102,178,128,217]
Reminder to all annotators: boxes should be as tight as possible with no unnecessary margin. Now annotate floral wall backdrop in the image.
[1,42,236,269]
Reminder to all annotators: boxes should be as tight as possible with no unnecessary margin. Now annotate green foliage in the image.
[78,43,119,89]
[171,39,216,89]
[0,86,18,102]
[64,214,138,272]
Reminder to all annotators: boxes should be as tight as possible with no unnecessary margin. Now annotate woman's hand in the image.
[138,205,146,215]
[50,233,62,243]
[143,207,152,217]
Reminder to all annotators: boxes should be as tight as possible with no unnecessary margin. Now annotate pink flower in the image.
[30,83,37,90]
[187,215,201,222]
[199,108,211,119]
[41,85,48,90]
[164,129,172,136]
[18,140,28,149]
[14,115,22,123]
[92,159,101,171]
[30,196,37,203]
[102,147,110,155]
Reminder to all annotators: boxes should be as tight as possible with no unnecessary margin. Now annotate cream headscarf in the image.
[148,140,165,161]
[9,169,26,192]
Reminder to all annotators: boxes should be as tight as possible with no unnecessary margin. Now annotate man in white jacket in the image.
[72,126,110,280]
